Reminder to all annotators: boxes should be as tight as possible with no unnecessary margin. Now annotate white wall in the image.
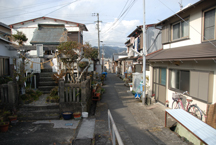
[163,9,202,49]
[11,17,80,45]
[0,41,18,64]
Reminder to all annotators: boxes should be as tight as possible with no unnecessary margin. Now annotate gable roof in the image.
[30,24,67,45]
[143,41,216,61]
[0,22,10,29]
[156,0,203,26]
[9,16,88,31]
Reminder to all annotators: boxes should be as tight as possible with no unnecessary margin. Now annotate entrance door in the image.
[153,68,166,104]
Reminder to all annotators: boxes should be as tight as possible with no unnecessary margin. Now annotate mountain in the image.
[93,46,127,58]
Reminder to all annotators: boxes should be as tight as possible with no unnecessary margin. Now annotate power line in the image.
[101,0,137,35]
[0,0,62,14]
[158,0,216,48]
[0,0,80,20]
[44,0,80,16]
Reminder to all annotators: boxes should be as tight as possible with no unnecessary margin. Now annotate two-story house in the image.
[9,16,88,72]
[146,0,216,116]
[0,22,17,78]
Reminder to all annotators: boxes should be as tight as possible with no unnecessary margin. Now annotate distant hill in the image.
[93,46,126,58]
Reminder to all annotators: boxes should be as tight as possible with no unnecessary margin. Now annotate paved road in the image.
[99,73,157,145]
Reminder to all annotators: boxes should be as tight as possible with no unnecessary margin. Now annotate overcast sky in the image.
[0,0,199,47]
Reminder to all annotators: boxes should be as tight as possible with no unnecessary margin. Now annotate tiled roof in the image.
[30,24,67,45]
[143,41,216,61]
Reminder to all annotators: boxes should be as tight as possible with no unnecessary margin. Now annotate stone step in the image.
[41,69,53,73]
[19,104,59,111]
[41,91,52,94]
[39,81,57,86]
[38,86,56,91]
[18,109,60,120]
[39,77,54,81]
[39,72,56,77]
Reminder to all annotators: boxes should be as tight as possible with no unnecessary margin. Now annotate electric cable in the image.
[158,0,216,48]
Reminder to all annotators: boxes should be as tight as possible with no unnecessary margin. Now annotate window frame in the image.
[171,18,190,41]
[202,6,216,42]
[169,69,190,92]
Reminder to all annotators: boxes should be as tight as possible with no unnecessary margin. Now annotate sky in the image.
[0,0,200,47]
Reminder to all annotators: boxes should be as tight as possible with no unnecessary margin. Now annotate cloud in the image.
[84,19,140,47]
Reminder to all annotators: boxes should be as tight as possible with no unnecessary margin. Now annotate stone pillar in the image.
[8,81,16,104]
[59,79,64,102]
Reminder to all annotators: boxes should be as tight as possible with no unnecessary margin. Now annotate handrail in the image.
[108,109,124,145]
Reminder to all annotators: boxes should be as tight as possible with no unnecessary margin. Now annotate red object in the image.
[0,122,9,132]
[73,113,81,118]
[8,116,17,124]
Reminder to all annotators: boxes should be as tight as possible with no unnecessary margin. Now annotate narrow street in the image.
[94,73,188,145]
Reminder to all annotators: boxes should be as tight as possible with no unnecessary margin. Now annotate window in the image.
[172,19,189,40]
[0,58,9,76]
[203,8,215,40]
[169,69,189,92]
[159,68,166,85]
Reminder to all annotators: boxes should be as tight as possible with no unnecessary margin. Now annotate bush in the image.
[0,76,12,84]
[20,89,42,103]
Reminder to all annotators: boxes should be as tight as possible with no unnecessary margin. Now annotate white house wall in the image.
[0,41,18,64]
[11,18,80,45]
[163,5,204,49]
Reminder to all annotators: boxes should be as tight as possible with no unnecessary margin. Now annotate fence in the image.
[206,103,216,129]
[58,76,91,113]
[108,109,124,145]
[0,81,18,107]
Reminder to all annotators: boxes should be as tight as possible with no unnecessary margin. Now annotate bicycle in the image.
[172,91,203,120]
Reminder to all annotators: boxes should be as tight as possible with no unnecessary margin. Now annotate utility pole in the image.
[142,0,146,105]
[92,13,101,64]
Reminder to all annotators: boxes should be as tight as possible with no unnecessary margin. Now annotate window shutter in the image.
[162,25,169,43]
[36,44,43,57]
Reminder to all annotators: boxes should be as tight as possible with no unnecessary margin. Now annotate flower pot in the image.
[8,115,17,124]
[62,112,73,120]
[73,112,81,118]
[0,122,9,132]
[95,93,101,97]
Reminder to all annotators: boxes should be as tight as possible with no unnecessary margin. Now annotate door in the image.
[153,67,166,104]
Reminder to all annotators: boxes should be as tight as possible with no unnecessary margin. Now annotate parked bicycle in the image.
[172,91,203,120]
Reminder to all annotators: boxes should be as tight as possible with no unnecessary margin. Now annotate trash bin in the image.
[124,72,127,78]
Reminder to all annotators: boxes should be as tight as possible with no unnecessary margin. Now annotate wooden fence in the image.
[58,76,92,112]
[206,103,216,129]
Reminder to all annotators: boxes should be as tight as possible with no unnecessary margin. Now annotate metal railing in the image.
[108,109,124,145]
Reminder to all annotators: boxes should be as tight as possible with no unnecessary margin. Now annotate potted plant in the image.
[73,112,81,120]
[95,88,101,97]
[0,118,9,132]
[62,112,73,120]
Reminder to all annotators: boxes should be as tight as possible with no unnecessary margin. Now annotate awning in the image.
[139,41,216,62]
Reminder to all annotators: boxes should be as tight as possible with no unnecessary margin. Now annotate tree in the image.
[12,31,28,94]
[57,41,98,83]
[12,31,28,46]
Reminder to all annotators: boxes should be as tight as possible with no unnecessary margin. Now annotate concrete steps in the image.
[38,69,58,94]
[18,104,60,120]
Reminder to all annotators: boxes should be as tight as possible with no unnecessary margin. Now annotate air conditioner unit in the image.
[36,44,43,57]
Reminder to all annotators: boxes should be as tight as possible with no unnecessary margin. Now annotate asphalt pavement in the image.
[94,73,189,145]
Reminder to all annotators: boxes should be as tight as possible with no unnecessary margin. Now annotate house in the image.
[8,17,88,93]
[125,24,162,73]
[9,16,88,72]
[144,0,216,117]
[112,52,127,74]
[0,22,17,78]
